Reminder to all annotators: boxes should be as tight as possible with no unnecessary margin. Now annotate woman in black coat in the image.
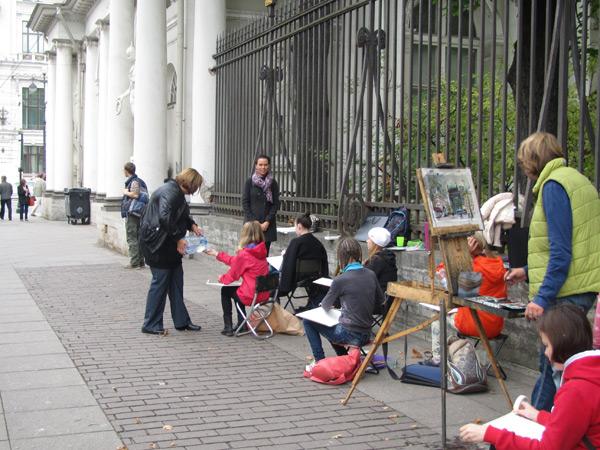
[278,212,329,309]
[242,154,280,254]
[363,227,398,315]
[17,178,31,221]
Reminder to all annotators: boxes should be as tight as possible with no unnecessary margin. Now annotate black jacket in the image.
[242,177,280,242]
[364,249,398,294]
[279,232,329,294]
[139,180,195,269]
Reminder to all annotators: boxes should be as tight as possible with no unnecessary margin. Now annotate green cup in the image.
[396,236,405,247]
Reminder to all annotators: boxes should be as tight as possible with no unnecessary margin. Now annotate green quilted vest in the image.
[528,158,600,298]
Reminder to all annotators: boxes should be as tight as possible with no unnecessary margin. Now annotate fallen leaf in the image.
[134,418,142,424]
[382,406,390,410]
[473,418,483,424]
[411,424,418,429]
[170,442,176,448]
[411,348,423,359]
[117,446,128,450]
[332,434,343,439]
[112,387,118,392]
[149,444,157,449]
[388,414,399,419]
[162,424,173,431]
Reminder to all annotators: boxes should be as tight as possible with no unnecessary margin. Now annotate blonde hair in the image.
[471,231,497,257]
[239,221,264,249]
[517,132,564,179]
[175,168,203,195]
[365,242,382,262]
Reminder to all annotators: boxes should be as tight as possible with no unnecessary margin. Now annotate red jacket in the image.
[217,242,269,306]
[485,350,600,449]
[453,255,506,339]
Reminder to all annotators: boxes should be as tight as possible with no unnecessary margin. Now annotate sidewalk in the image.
[0,219,538,449]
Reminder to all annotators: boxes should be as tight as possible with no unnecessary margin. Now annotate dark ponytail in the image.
[296,212,312,230]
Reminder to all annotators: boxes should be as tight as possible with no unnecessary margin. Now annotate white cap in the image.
[367,227,391,248]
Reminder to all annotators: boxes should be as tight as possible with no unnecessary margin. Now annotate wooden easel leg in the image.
[468,308,512,408]
[341,297,403,406]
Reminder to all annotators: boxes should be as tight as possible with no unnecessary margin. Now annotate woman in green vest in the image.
[505,132,600,412]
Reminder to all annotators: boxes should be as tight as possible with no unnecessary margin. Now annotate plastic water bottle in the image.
[184,235,208,254]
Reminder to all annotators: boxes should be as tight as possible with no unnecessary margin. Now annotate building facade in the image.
[28,0,265,252]
[0,0,47,186]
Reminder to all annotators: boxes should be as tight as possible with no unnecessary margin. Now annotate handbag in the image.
[28,196,36,206]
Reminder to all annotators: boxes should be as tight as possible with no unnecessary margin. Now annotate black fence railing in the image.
[213,0,599,234]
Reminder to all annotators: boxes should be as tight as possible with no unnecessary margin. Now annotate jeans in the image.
[142,264,191,332]
[221,285,246,324]
[0,199,11,220]
[19,203,28,220]
[125,215,144,266]
[531,292,596,411]
[303,320,371,361]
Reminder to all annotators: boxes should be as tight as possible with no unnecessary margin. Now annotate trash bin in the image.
[64,188,91,225]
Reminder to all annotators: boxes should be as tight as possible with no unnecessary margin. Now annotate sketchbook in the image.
[267,255,284,271]
[313,277,333,287]
[296,307,341,327]
[206,280,242,287]
[485,395,545,440]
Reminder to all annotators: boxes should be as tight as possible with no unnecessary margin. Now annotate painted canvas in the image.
[418,168,483,233]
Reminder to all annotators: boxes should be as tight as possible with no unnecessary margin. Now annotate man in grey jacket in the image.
[0,176,13,221]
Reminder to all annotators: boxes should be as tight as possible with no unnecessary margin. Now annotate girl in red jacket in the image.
[460,303,600,449]
[206,221,269,336]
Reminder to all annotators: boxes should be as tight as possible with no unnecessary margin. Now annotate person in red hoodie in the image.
[429,232,506,364]
[460,303,600,449]
[206,221,269,336]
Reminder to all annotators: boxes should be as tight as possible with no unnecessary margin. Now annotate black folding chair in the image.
[234,273,279,340]
[281,258,322,312]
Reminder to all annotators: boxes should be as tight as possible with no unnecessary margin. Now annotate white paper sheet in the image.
[277,226,296,234]
[267,255,284,271]
[313,277,333,287]
[485,395,545,440]
[206,280,242,287]
[296,307,341,327]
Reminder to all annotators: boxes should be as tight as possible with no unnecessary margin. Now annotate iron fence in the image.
[213,0,600,234]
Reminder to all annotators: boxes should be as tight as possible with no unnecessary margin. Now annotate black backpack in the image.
[383,207,410,245]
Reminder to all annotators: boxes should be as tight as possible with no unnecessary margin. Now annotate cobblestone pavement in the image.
[19,263,446,450]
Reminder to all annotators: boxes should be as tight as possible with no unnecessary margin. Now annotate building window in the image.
[22,21,45,54]
[168,72,177,108]
[22,87,45,130]
[22,145,45,175]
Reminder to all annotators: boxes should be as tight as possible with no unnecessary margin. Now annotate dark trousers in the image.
[0,199,11,220]
[142,264,191,332]
[220,285,246,324]
[19,203,28,220]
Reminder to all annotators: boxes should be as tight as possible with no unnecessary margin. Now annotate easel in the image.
[342,167,515,448]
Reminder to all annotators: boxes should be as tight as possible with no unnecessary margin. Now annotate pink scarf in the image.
[251,172,273,203]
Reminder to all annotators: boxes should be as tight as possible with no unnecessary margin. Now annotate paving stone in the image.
[2,385,99,412]
[10,431,124,450]
[0,414,6,440]
[0,368,84,391]
[5,406,114,439]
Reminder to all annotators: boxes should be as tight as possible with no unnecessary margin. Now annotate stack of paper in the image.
[485,395,545,440]
[296,307,341,327]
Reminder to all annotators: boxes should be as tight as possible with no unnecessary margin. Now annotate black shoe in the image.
[221,316,234,337]
[141,327,165,335]
[176,323,202,331]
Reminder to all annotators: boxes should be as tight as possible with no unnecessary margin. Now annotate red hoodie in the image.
[453,255,506,339]
[485,350,600,449]
[217,242,269,306]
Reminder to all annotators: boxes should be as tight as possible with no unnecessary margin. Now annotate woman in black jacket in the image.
[278,212,329,309]
[139,168,204,335]
[242,154,280,255]
[363,227,398,314]
[17,178,31,221]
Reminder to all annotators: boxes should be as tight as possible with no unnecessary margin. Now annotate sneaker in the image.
[305,359,317,372]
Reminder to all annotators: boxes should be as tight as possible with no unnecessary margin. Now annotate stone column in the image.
[82,37,99,192]
[191,0,225,199]
[96,21,109,196]
[105,0,134,198]
[133,0,167,191]
[53,40,73,192]
[45,52,56,192]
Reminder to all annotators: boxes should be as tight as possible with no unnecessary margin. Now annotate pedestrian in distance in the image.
[17,178,31,221]
[205,220,269,337]
[0,175,13,221]
[460,304,600,449]
[505,132,600,412]
[31,172,46,217]
[242,154,280,255]
[139,168,204,335]
[121,162,147,269]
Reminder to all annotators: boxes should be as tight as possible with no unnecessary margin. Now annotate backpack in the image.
[128,178,149,218]
[384,207,410,245]
[303,348,361,385]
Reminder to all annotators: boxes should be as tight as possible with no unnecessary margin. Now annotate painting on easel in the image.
[417,168,483,236]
